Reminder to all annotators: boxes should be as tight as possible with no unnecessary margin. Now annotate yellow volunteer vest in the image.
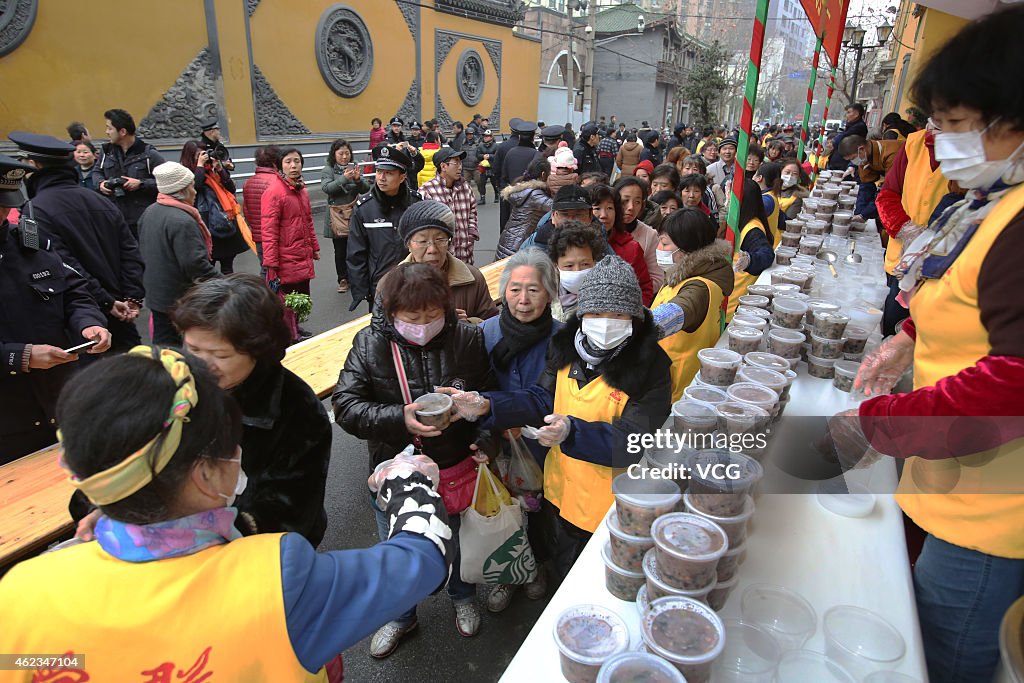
[763,190,782,248]
[0,534,327,682]
[545,365,630,532]
[726,219,767,321]
[885,131,948,275]
[896,182,1024,559]
[778,192,799,216]
[653,276,724,401]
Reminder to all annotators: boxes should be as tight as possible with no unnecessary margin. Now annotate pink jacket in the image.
[370,127,387,148]
[260,174,318,284]
[242,166,277,242]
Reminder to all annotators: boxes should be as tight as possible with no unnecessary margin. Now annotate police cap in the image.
[201,117,220,131]
[8,132,74,163]
[0,153,33,208]
[541,125,566,140]
[372,143,412,172]
[512,120,536,135]
[389,116,403,126]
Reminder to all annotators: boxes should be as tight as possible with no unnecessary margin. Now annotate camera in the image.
[105,176,128,198]
[209,147,228,162]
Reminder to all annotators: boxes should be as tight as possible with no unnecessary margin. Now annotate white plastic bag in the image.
[459,465,537,585]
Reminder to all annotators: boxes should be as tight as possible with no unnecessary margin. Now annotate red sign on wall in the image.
[799,0,852,64]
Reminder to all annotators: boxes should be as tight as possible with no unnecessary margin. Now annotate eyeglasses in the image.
[411,237,450,249]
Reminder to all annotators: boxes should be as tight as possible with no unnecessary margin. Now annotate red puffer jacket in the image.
[260,174,318,284]
[242,166,278,243]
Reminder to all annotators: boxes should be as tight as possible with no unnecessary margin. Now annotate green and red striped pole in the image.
[798,27,825,162]
[812,64,838,183]
[726,0,771,255]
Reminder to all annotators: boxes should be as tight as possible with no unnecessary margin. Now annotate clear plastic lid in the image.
[651,512,728,562]
[697,348,742,367]
[641,596,726,664]
[684,449,764,491]
[554,604,630,665]
[642,548,717,597]
[744,351,791,372]
[413,392,452,414]
[769,327,804,343]
[833,360,861,377]
[736,305,773,320]
[684,490,756,522]
[727,382,779,408]
[715,401,770,424]
[737,294,769,307]
[815,310,850,326]
[612,472,682,509]
[680,386,729,406]
[774,297,809,314]
[736,365,788,392]
[596,650,687,683]
[727,325,764,341]
[731,315,767,330]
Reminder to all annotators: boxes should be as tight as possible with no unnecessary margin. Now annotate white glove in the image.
[536,414,571,447]
[451,390,485,422]
[368,445,440,495]
[733,251,751,273]
[895,220,926,246]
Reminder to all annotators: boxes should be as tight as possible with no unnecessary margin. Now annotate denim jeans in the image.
[367,489,475,626]
[915,533,1024,683]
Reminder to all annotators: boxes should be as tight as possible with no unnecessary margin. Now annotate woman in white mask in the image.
[830,9,1024,683]
[650,208,734,400]
[548,220,606,322]
[334,261,493,654]
[447,255,672,579]
[777,159,809,218]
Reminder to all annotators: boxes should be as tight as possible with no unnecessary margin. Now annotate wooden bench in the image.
[0,258,510,568]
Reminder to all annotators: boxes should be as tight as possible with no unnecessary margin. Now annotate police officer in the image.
[534,124,567,165]
[196,117,234,172]
[497,119,538,232]
[386,116,407,144]
[346,144,421,312]
[0,154,110,464]
[10,132,145,357]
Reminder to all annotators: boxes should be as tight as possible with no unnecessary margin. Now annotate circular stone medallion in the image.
[456,49,485,107]
[0,0,38,57]
[316,5,373,98]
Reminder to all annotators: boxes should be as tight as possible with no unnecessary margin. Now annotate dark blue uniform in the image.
[0,219,107,463]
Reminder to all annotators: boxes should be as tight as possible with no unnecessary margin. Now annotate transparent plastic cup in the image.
[747,284,774,301]
[641,596,726,683]
[651,512,729,590]
[823,605,907,681]
[833,360,861,392]
[736,365,787,398]
[596,650,687,683]
[775,649,858,683]
[833,222,850,237]
[712,619,781,683]
[684,491,755,548]
[636,584,651,617]
[697,348,743,387]
[810,332,845,360]
[736,305,773,321]
[715,401,770,438]
[683,450,763,516]
[743,351,791,373]
[706,574,738,612]
[740,583,817,651]
[807,354,837,379]
[727,325,764,354]
[847,305,883,332]
[612,472,682,537]
[726,382,779,416]
[716,539,746,582]
[413,392,452,429]
[799,238,823,256]
[832,210,853,225]
[681,385,729,407]
[806,300,841,327]
[767,328,804,359]
[554,604,630,683]
[601,541,646,602]
[642,548,716,603]
[812,310,851,340]
[781,232,802,248]
[731,314,768,332]
[772,298,808,329]
[606,510,655,573]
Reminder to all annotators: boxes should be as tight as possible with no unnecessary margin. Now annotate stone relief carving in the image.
[246,0,260,17]
[0,0,37,57]
[435,31,501,131]
[395,0,418,38]
[434,0,525,27]
[138,49,220,141]
[395,80,420,125]
[253,65,312,137]
[316,5,373,98]
[456,49,484,107]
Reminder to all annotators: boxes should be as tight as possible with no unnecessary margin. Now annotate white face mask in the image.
[656,248,678,267]
[216,456,248,506]
[849,153,867,167]
[781,173,798,188]
[581,317,633,350]
[559,267,591,294]
[934,119,1024,189]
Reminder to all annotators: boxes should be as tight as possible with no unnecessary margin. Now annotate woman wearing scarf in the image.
[180,141,249,275]
[0,346,454,681]
[548,221,607,322]
[480,247,561,611]
[830,11,1024,683]
[138,162,219,346]
[451,256,671,579]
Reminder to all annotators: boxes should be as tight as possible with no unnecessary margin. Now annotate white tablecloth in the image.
[501,268,930,682]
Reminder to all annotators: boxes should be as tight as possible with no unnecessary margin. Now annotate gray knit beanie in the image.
[398,200,456,243]
[576,255,645,319]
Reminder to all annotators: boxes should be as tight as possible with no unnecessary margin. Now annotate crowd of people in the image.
[1,8,1023,682]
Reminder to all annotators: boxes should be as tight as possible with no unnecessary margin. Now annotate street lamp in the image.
[842,24,888,107]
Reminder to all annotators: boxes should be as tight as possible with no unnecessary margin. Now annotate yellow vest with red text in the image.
[545,365,630,532]
[0,533,328,682]
[654,276,724,401]
[896,182,1024,559]
[726,219,767,321]
[885,130,948,275]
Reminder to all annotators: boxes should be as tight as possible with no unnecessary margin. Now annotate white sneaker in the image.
[486,584,517,613]
[525,568,548,600]
[369,619,417,658]
[454,601,481,637]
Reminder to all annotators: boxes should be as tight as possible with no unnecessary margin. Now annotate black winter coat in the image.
[500,140,540,189]
[496,180,552,259]
[333,307,495,470]
[25,166,145,311]
[0,220,106,458]
[346,184,421,311]
[572,140,601,174]
[231,361,332,545]
[91,138,166,228]
[476,139,499,177]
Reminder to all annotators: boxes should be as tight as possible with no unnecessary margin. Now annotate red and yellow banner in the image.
[799,0,852,63]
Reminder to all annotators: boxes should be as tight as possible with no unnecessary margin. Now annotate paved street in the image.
[220,195,548,682]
